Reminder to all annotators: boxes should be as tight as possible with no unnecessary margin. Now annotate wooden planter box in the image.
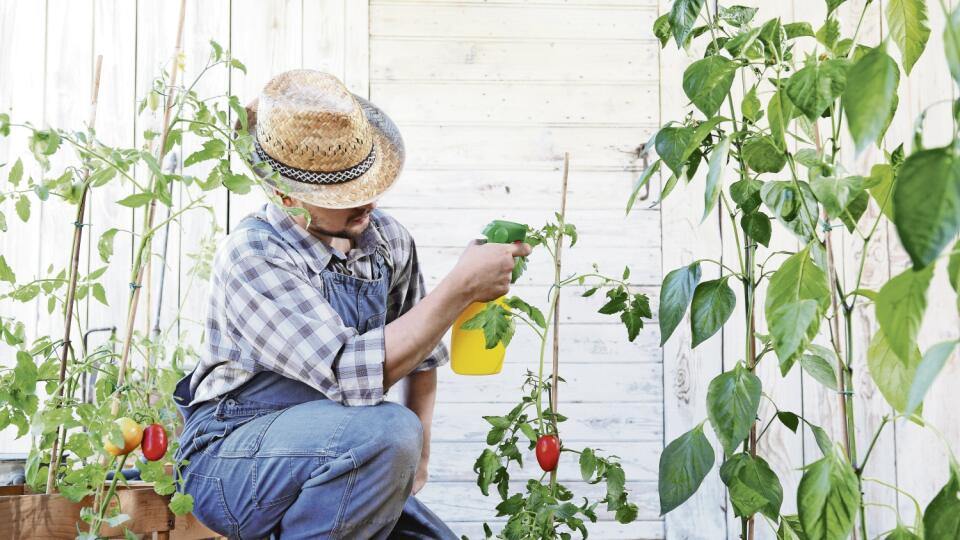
[0,485,223,539]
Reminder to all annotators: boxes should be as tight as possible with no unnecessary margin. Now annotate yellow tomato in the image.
[102,417,144,456]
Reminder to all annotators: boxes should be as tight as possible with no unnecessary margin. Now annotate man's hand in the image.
[413,455,429,495]
[450,240,532,302]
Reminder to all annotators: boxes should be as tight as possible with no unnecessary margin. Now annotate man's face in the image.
[278,191,376,241]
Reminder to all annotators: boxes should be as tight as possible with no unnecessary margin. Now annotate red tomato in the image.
[536,435,561,472]
[141,423,168,461]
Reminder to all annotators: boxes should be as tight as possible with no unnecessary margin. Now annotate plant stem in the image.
[94,454,128,535]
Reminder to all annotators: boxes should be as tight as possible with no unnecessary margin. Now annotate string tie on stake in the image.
[129,282,142,291]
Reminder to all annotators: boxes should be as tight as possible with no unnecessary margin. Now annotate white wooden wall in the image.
[2,1,957,540]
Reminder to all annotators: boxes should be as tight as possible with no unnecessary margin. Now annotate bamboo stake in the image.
[548,153,570,489]
[45,55,105,495]
[110,0,187,417]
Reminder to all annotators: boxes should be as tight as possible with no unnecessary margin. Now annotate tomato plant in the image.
[0,37,256,538]
[462,165,651,539]
[648,1,960,538]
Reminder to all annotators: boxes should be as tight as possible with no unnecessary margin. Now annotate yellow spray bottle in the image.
[450,220,528,375]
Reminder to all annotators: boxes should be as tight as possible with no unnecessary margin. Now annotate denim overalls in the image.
[173,215,456,540]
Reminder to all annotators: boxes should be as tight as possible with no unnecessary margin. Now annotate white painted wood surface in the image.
[1,1,957,540]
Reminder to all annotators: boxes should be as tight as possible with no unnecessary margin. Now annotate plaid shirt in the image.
[186,203,449,407]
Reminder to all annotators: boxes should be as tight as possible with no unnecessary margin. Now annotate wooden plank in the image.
[371,81,657,126]
[370,4,657,40]
[397,125,656,171]
[417,480,659,522]
[227,0,304,232]
[0,486,173,538]
[344,0,370,97]
[491,322,662,366]
[0,0,49,453]
[302,0,347,78]
[370,38,660,82]
[430,402,661,443]
[436,362,662,403]
[373,0,658,6]
[378,170,655,211]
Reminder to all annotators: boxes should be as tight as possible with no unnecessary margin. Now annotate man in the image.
[172,70,531,539]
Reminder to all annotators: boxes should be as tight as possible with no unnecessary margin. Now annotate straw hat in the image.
[237,69,404,209]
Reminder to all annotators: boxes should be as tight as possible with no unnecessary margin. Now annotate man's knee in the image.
[355,402,423,469]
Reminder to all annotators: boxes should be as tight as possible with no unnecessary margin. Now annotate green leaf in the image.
[505,296,546,328]
[892,146,960,269]
[778,515,807,540]
[818,17,841,50]
[769,300,821,375]
[887,0,930,74]
[765,247,831,372]
[598,286,628,315]
[0,113,9,136]
[658,423,715,515]
[116,192,154,208]
[15,196,30,222]
[768,88,796,150]
[653,14,672,48]
[948,240,960,293]
[169,492,194,516]
[906,340,958,415]
[682,56,738,118]
[690,277,736,347]
[810,175,865,220]
[620,293,651,342]
[797,451,860,540]
[843,44,900,153]
[884,526,921,540]
[785,59,848,120]
[720,453,783,520]
[97,228,119,263]
[656,126,694,178]
[825,0,847,16]
[801,353,838,391]
[876,265,933,363]
[669,0,706,47]
[659,263,702,345]
[719,5,757,26]
[91,283,108,306]
[945,5,960,87]
[461,302,513,349]
[731,178,763,213]
[14,351,38,390]
[0,255,15,283]
[867,329,923,414]
[741,212,772,247]
[742,136,786,173]
[785,22,816,39]
[742,87,761,123]
[838,191,869,232]
[707,363,761,455]
[223,172,253,194]
[924,465,960,538]
[703,135,731,222]
[474,449,501,496]
[777,412,800,433]
[579,448,597,481]
[8,158,23,186]
[626,159,661,214]
[184,139,227,167]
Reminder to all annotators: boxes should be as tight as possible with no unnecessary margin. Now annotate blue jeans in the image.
[177,378,456,539]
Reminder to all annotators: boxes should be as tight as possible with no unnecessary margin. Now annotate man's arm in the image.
[382,240,531,389]
[404,368,436,494]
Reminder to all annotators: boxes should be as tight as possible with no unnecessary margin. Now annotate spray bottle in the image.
[450,220,528,375]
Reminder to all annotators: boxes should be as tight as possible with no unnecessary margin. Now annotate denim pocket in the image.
[183,473,239,538]
[215,410,283,458]
[361,311,386,333]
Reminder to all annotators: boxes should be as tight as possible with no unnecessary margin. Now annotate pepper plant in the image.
[644,0,960,539]
[462,171,653,539]
[0,39,256,538]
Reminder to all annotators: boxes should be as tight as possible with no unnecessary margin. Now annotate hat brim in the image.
[241,94,405,209]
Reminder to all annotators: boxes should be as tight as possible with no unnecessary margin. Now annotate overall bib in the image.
[173,215,455,540]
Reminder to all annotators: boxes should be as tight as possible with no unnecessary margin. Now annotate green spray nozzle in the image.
[482,220,527,244]
[481,220,529,283]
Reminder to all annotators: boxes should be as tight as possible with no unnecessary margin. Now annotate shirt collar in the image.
[263,203,384,273]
